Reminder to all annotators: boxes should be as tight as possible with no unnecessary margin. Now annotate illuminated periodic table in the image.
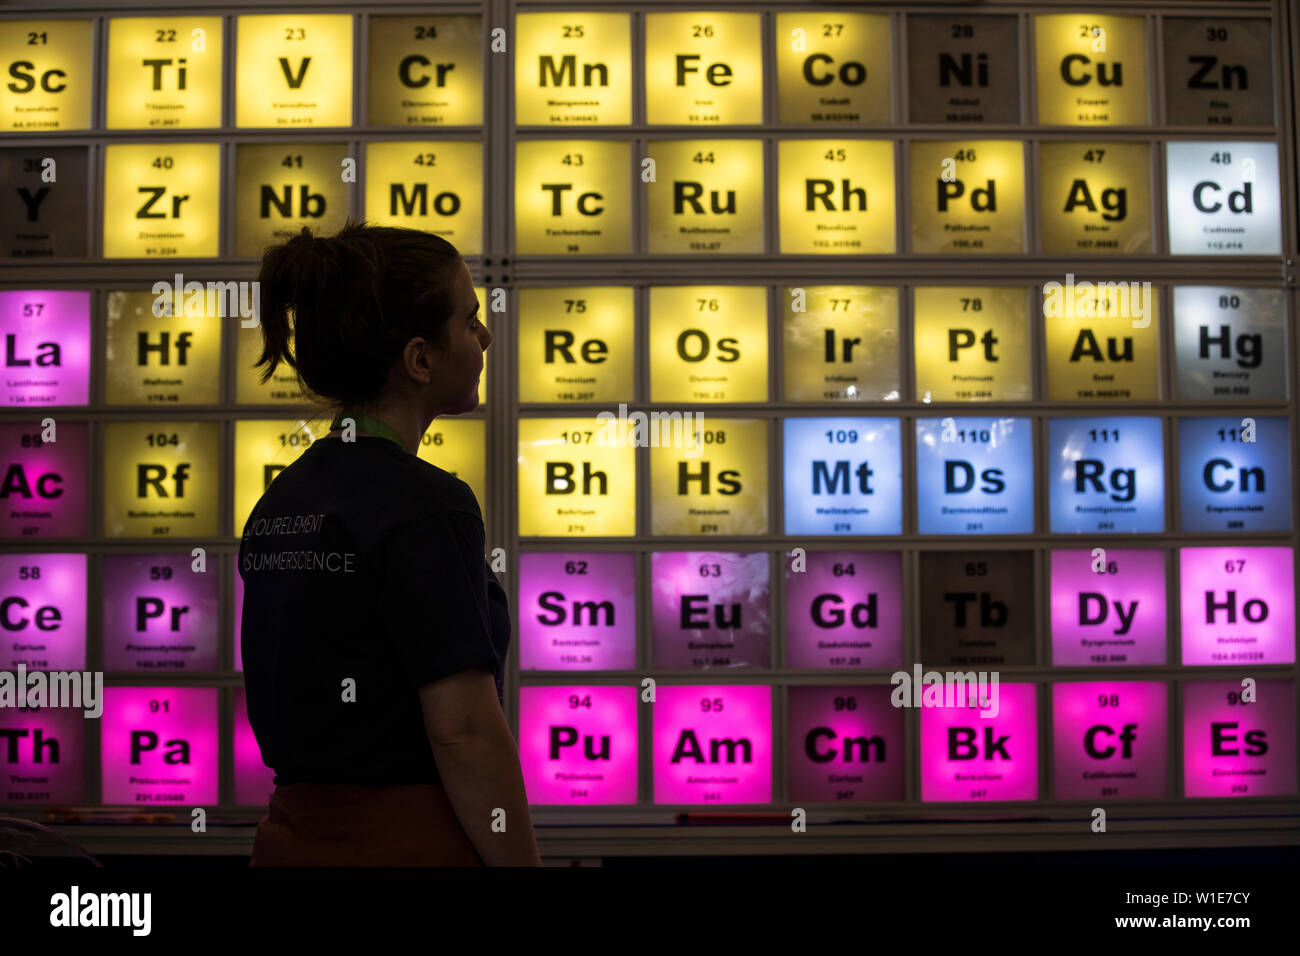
[0,0,1296,855]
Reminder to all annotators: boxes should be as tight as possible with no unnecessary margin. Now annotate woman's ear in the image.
[399,337,434,384]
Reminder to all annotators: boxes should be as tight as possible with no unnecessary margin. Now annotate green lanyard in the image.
[330,410,407,451]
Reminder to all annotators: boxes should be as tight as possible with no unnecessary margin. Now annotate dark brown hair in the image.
[254,220,463,407]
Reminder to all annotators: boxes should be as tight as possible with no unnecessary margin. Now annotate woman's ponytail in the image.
[253,227,316,384]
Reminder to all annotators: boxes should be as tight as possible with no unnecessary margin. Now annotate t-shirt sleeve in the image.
[376,508,501,689]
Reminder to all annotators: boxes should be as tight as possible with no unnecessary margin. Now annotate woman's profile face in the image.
[433,258,492,416]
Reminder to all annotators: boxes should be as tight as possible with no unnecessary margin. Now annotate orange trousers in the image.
[250,782,485,866]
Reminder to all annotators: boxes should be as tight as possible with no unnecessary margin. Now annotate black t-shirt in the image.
[238,434,510,787]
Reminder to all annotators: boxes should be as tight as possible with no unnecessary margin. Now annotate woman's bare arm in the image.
[419,667,542,866]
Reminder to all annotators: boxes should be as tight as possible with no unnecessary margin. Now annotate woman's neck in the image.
[328,403,429,454]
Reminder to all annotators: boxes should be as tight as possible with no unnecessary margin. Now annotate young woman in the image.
[240,221,541,866]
